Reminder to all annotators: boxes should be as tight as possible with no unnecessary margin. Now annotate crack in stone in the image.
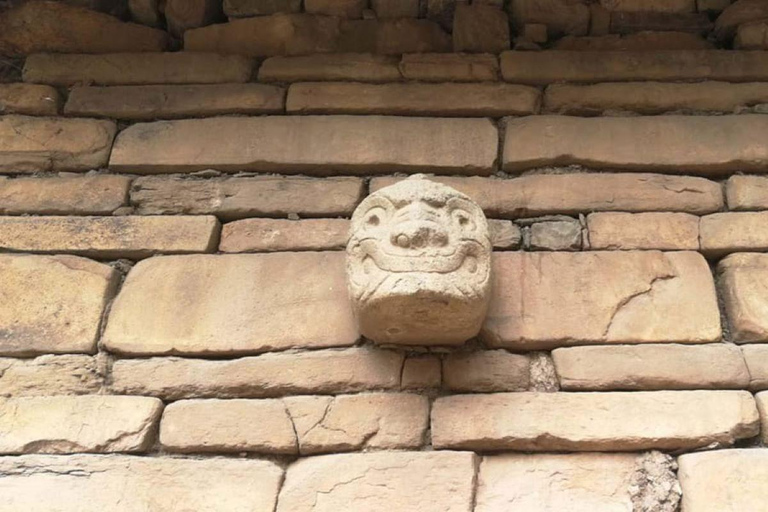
[602,273,678,339]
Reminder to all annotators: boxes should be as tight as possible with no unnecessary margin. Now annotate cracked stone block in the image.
[399,53,499,82]
[0,84,60,116]
[726,175,768,211]
[0,355,103,396]
[400,356,442,389]
[528,219,582,251]
[587,212,699,251]
[719,254,768,343]
[743,345,768,390]
[701,212,768,256]
[0,175,130,215]
[259,54,402,83]
[443,350,530,392]
[220,218,349,253]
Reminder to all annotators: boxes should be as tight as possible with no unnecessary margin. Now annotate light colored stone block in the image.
[718,253,768,343]
[758,392,768,444]
[743,345,768,390]
[0,175,129,215]
[726,175,768,210]
[0,83,60,116]
[587,212,700,250]
[220,218,349,252]
[443,350,529,392]
[701,212,768,255]
[0,355,103,396]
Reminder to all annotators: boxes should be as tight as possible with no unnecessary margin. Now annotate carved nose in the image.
[391,222,448,249]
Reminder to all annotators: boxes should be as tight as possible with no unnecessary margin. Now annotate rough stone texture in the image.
[503,115,768,174]
[432,390,759,451]
[337,19,452,55]
[735,20,768,50]
[718,254,768,343]
[426,0,458,31]
[528,219,582,251]
[0,255,119,356]
[103,253,358,355]
[258,54,402,83]
[443,350,530,392]
[23,53,253,86]
[164,0,221,37]
[678,449,768,512]
[286,82,539,116]
[0,355,103,396]
[399,53,499,82]
[500,50,768,84]
[587,212,700,251]
[0,455,283,511]
[0,115,116,173]
[65,84,285,120]
[128,0,161,27]
[544,81,768,115]
[701,212,768,256]
[224,0,302,17]
[489,219,522,249]
[758,393,768,443]
[401,356,442,389]
[601,0,695,12]
[554,32,713,51]
[482,251,721,350]
[0,396,162,454]
[509,0,590,37]
[306,0,365,18]
[726,175,768,210]
[743,345,768,390]
[698,0,731,11]
[0,0,168,56]
[110,347,403,400]
[0,216,220,259]
[131,175,364,220]
[0,175,129,215]
[552,344,751,390]
[372,0,419,18]
[714,0,768,40]
[110,116,498,175]
[220,218,348,253]
[529,352,560,392]
[276,451,477,512]
[609,11,712,35]
[0,84,59,115]
[452,4,510,53]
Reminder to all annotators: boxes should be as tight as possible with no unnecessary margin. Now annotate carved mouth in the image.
[356,239,485,274]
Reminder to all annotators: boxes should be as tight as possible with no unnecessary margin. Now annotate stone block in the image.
[726,175,768,210]
[758,392,768,443]
[714,0,768,40]
[697,0,731,11]
[736,21,768,50]
[337,19,452,55]
[443,350,529,392]
[554,32,713,51]
[426,0,461,31]
[743,345,768,390]
[0,355,103,396]
[371,0,419,18]
[489,219,522,249]
[0,84,59,115]
[0,175,129,215]
[305,0,365,18]
[718,254,768,343]
[520,23,548,43]
[223,0,302,17]
[528,219,582,251]
[258,54,402,83]
[601,0,695,11]
[701,212,768,256]
[401,356,442,389]
[452,4,510,53]
[610,12,712,35]
[587,212,700,251]
[509,0,590,37]
[220,218,349,252]
[399,53,499,82]
[165,0,221,37]
[128,0,161,27]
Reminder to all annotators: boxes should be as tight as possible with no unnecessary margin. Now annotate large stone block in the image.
[0,175,129,215]
[726,175,768,210]
[0,84,60,116]
[600,0,695,12]
[587,212,700,251]
[701,212,768,256]
[399,53,499,82]
[714,0,768,40]
[452,4,510,53]
[258,54,402,83]
[110,116,498,175]
[224,0,302,17]
[718,253,768,343]
[220,218,349,252]
[306,0,366,18]
[443,350,530,392]
[337,19,452,55]
[509,0,590,37]
[164,0,220,37]
[432,391,759,451]
[743,345,768,390]
[554,32,713,51]
[0,355,103,397]
[735,20,768,50]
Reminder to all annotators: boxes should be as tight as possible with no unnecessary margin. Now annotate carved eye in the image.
[364,207,387,228]
[367,215,380,226]
[453,209,476,231]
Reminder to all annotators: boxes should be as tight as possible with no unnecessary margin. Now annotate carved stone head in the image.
[346,175,492,345]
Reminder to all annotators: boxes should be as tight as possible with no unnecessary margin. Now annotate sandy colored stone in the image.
[735,20,768,49]
[0,115,116,173]
[258,54,402,83]
[399,53,499,82]
[0,355,102,396]
[553,344,750,391]
[0,455,283,512]
[701,212,768,256]
[23,53,254,86]
[587,212,699,251]
[489,219,522,249]
[220,218,348,253]
[678,449,768,512]
[131,175,364,220]
[224,0,302,17]
[0,255,119,356]
[65,84,285,120]
[718,253,768,343]
[743,345,768,390]
[0,396,162,454]
[401,356,442,389]
[444,350,530,392]
[286,82,539,116]
[503,115,768,174]
[528,219,582,251]
[110,116,498,175]
[601,0,694,11]
[554,31,712,51]
[509,0,590,37]
[337,19,452,55]
[0,84,59,115]
[306,0,365,18]
[276,451,477,512]
[103,253,358,355]
[758,392,768,443]
[714,0,768,40]
[726,175,768,210]
[0,174,129,215]
[432,390,759,451]
[482,251,720,350]
[452,4,510,53]
[165,0,220,37]
[372,0,419,18]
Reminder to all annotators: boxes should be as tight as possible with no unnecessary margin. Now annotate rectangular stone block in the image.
[399,53,500,82]
[0,83,60,116]
[743,345,768,390]
[726,175,768,210]
[224,0,302,17]
[482,251,721,350]
[503,115,768,174]
[759,392,768,444]
[110,116,498,175]
[432,391,759,451]
[401,355,442,389]
[601,0,695,12]
[0,396,162,454]
[701,212,768,256]
[0,355,103,397]
[103,253,358,356]
[552,344,750,390]
[0,115,116,173]
[718,253,768,343]
[0,175,129,215]
[0,455,283,512]
[258,54,402,83]
[587,212,700,250]
[0,255,119,356]
[220,218,349,252]
[0,216,220,259]
[443,350,530,392]
[610,12,712,35]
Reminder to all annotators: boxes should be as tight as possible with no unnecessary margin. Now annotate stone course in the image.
[0,175,129,215]
[0,355,103,396]
[399,53,499,82]
[259,53,402,82]
[587,212,700,251]
[220,218,348,252]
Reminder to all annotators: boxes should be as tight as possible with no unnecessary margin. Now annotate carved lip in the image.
[354,238,488,273]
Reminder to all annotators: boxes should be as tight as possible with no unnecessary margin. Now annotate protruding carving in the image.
[346,175,492,345]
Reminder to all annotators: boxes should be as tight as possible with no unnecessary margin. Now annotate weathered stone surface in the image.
[587,212,700,251]
[610,11,712,35]
[0,115,116,173]
[718,254,768,343]
[554,32,713,51]
[103,253,358,355]
[489,219,522,249]
[426,0,458,31]
[259,54,402,83]
[401,356,442,389]
[220,218,348,253]
[697,0,731,12]
[131,175,364,220]
[432,391,759,451]
[726,175,768,210]
[453,4,510,53]
[678,449,768,512]
[0,84,59,115]
[0,255,118,356]
[701,212,768,255]
[0,1,168,56]
[128,0,161,27]
[714,0,768,40]
[110,116,498,174]
[553,344,750,391]
[444,350,530,392]
[165,0,221,37]
[0,175,129,215]
[306,0,365,18]
[509,0,590,37]
[502,115,768,173]
[758,393,768,443]
[0,355,102,396]
[337,19,452,55]
[111,347,403,400]
[0,396,162,454]
[399,53,499,82]
[500,50,768,84]
[0,216,219,259]
[743,345,768,390]
[224,0,302,17]
[528,219,582,251]
[545,81,768,115]
[0,455,283,511]
[482,251,720,350]
[601,0,695,12]
[735,20,768,49]
[23,53,253,86]
[286,82,539,116]
[276,452,477,512]
[65,84,285,120]
[372,0,419,18]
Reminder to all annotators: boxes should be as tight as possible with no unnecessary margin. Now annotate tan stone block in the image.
[678,449,768,512]
[401,356,442,389]
[0,396,162,454]
[65,84,284,120]
[110,116,498,175]
[601,0,695,12]
[702,212,768,256]
[0,175,129,215]
[587,212,699,251]
[482,251,720,350]
[23,53,254,86]
[276,451,477,512]
[758,392,768,444]
[553,344,750,391]
[0,455,283,512]
[0,115,116,173]
[131,175,364,220]
[743,345,768,390]
[0,84,59,115]
[528,219,582,251]
[489,219,521,249]
[164,0,220,37]
[726,175,768,210]
[103,253,359,355]
[399,53,499,82]
[555,31,712,51]
[0,355,103,396]
[444,350,530,392]
[258,54,402,83]
[372,0,419,18]
[0,254,119,356]
[432,390,759,451]
[452,4,510,53]
[735,20,768,49]
[718,253,768,343]
[306,0,365,18]
[509,0,590,37]
[715,0,768,40]
[110,347,404,400]
[220,218,348,253]
[286,82,539,116]
[337,19,452,55]
[224,0,302,17]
